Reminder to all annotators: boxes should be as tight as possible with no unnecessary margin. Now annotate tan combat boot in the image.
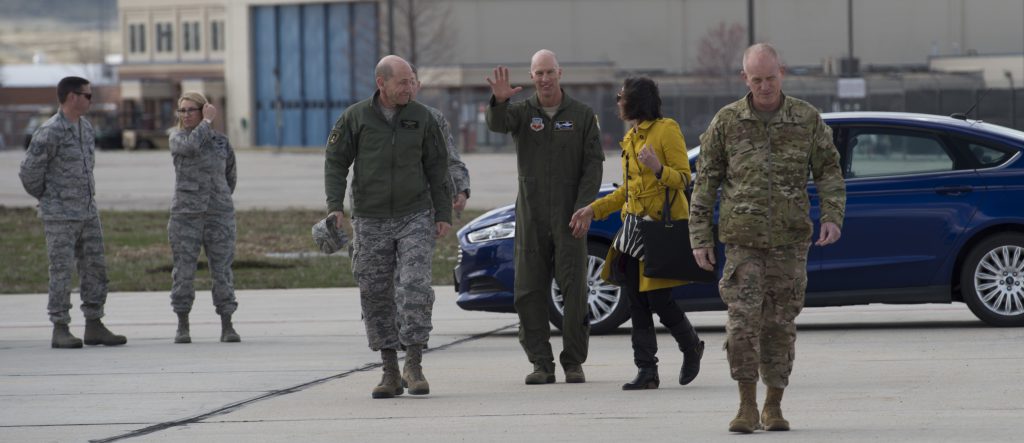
[83,319,127,346]
[372,349,404,399]
[220,314,240,343]
[174,313,191,344]
[762,386,791,431]
[402,344,430,395]
[524,362,555,385]
[51,323,83,349]
[728,382,762,433]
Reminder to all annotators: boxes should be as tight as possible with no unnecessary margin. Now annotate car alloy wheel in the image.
[549,242,627,334]
[961,233,1024,326]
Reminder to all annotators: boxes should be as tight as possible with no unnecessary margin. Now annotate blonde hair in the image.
[176,91,209,129]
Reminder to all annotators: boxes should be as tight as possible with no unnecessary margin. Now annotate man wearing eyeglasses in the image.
[19,76,128,349]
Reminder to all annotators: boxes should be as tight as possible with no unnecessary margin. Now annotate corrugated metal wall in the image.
[252,2,378,147]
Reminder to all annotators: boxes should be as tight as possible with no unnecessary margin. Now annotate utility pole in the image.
[747,0,755,46]
[388,0,395,54]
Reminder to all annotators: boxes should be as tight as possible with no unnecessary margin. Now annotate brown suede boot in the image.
[51,323,83,349]
[83,319,127,346]
[762,386,791,431]
[728,382,762,433]
[402,344,430,395]
[372,349,404,399]
[174,313,191,344]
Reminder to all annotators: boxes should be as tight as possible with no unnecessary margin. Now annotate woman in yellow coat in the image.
[570,77,704,390]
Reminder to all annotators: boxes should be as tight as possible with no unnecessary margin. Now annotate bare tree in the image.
[389,0,457,67]
[696,21,746,78]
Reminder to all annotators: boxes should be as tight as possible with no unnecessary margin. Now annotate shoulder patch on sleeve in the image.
[327,130,340,146]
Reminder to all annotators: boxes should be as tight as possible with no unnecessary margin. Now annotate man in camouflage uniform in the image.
[486,50,605,385]
[410,65,471,216]
[18,76,127,349]
[689,43,846,433]
[325,55,452,399]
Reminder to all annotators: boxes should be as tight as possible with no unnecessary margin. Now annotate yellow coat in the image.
[590,118,692,292]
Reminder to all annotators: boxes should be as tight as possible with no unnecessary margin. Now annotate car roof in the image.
[821,111,1024,144]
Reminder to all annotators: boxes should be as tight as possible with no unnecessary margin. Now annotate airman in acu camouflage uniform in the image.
[325,55,452,399]
[167,92,240,344]
[689,44,846,434]
[18,76,127,349]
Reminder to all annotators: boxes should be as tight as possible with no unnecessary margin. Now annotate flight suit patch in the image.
[400,120,419,129]
[554,120,574,131]
[530,117,544,132]
[327,130,340,145]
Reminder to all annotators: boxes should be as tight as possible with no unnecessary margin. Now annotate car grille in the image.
[467,276,505,294]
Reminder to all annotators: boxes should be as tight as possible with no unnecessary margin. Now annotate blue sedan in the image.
[454,112,1024,333]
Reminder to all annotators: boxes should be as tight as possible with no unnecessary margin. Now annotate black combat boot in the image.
[174,312,191,344]
[83,318,127,346]
[51,323,83,349]
[220,314,240,343]
[622,326,660,390]
[668,317,703,385]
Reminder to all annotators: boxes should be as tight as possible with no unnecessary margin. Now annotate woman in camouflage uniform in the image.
[167,92,240,344]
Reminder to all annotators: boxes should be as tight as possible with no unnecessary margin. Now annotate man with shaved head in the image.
[325,54,452,399]
[486,49,605,385]
[689,43,846,433]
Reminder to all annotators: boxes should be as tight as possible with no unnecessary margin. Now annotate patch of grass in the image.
[0,206,485,294]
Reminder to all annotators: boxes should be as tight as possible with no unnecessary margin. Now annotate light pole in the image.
[1006,70,1016,129]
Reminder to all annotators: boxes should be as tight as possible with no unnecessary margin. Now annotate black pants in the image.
[623,255,687,329]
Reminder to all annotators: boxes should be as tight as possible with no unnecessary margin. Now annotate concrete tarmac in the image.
[1,288,1022,442]
[3,150,1023,442]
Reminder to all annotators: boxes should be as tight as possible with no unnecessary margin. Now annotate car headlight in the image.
[466,221,515,243]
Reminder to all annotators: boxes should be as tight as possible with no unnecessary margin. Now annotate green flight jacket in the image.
[485,91,605,225]
[325,92,452,224]
[690,93,846,249]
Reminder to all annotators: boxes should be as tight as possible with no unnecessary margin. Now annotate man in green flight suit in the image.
[485,49,605,385]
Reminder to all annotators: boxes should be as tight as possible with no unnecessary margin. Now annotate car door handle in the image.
[935,186,973,196]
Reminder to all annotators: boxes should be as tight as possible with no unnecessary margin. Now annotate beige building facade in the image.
[119,0,1024,148]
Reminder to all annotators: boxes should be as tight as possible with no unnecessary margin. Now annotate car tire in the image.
[547,241,629,335]
[138,139,155,150]
[960,233,1024,327]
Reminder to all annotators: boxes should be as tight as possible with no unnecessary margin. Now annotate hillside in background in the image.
[0,0,119,64]
[0,0,117,28]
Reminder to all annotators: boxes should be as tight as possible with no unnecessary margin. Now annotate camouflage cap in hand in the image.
[312,213,348,254]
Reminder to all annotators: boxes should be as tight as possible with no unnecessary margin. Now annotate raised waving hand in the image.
[485,66,523,102]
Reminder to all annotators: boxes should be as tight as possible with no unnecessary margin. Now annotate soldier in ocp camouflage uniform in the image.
[689,44,846,434]
[19,76,127,349]
[325,55,452,399]
[167,92,240,344]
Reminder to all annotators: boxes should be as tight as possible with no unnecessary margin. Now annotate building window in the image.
[211,20,225,52]
[183,21,200,52]
[156,22,173,53]
[128,23,147,54]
